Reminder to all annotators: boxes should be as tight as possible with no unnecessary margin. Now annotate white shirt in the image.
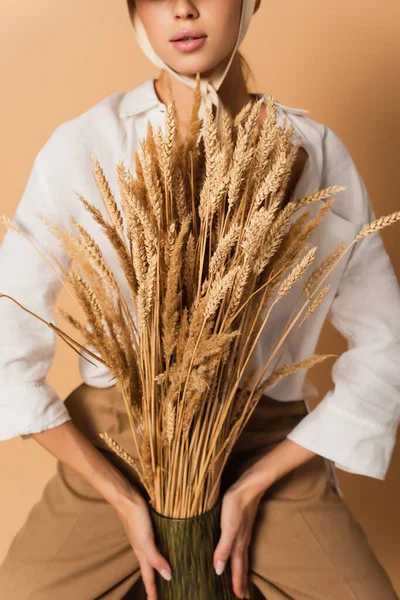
[1,78,400,498]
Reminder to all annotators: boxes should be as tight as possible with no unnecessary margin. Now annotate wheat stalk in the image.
[2,72,399,519]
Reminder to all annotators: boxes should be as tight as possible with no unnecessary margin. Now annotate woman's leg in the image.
[249,453,398,600]
[221,397,399,600]
[0,453,143,600]
[0,384,145,600]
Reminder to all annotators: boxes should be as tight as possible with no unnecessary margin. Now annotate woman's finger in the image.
[213,518,238,575]
[139,556,158,600]
[146,537,173,582]
[242,546,250,599]
[230,539,247,599]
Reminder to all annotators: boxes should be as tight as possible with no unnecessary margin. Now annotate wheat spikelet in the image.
[233,97,254,129]
[160,99,177,200]
[267,146,294,205]
[253,206,295,275]
[263,353,337,388]
[208,222,241,279]
[220,103,234,155]
[181,371,209,432]
[141,140,163,228]
[292,185,345,209]
[185,72,202,154]
[98,432,147,488]
[177,296,208,379]
[60,272,126,377]
[225,260,252,322]
[253,150,288,210]
[116,163,137,236]
[208,151,230,218]
[251,102,279,195]
[116,165,148,286]
[146,120,162,182]
[183,232,196,304]
[164,221,176,270]
[299,284,331,326]
[76,198,139,300]
[274,197,336,277]
[162,215,191,361]
[142,253,158,328]
[34,211,85,262]
[68,199,125,290]
[205,265,241,319]
[133,150,146,200]
[240,207,276,260]
[181,337,237,434]
[0,214,21,234]
[243,96,264,135]
[99,431,138,467]
[191,330,240,368]
[56,306,87,335]
[90,154,125,241]
[277,246,317,299]
[202,103,220,181]
[70,217,112,276]
[355,211,400,240]
[265,209,311,272]
[2,212,81,296]
[76,276,104,328]
[227,120,253,209]
[123,189,158,268]
[273,143,301,209]
[161,400,176,446]
[304,242,346,294]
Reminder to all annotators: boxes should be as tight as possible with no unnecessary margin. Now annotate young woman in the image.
[1,1,399,599]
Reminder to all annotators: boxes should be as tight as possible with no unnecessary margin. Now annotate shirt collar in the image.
[119,78,311,120]
[119,78,165,118]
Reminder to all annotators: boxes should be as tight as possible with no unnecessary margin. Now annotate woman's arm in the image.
[228,438,318,498]
[0,146,73,442]
[212,438,317,599]
[32,419,139,507]
[32,420,173,599]
[286,125,400,480]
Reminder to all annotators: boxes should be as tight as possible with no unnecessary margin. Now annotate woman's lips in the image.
[170,36,207,53]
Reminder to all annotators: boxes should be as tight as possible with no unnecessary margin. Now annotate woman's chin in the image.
[163,53,223,78]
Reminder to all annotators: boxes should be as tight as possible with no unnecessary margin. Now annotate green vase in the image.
[149,496,241,599]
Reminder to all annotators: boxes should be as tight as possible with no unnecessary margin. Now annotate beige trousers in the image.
[0,382,398,600]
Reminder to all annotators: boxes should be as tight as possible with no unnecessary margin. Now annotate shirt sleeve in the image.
[0,145,73,442]
[286,125,400,480]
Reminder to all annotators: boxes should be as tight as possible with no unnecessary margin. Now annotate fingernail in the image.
[160,569,172,581]
[215,560,226,575]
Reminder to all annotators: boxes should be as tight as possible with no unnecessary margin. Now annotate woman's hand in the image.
[213,439,318,598]
[213,481,264,600]
[115,491,172,600]
[31,414,171,599]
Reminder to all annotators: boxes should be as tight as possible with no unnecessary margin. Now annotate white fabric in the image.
[126,0,257,127]
[1,79,400,500]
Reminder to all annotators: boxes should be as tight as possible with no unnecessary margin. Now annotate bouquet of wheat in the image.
[2,73,399,598]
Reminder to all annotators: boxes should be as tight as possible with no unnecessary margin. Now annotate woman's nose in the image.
[172,0,199,20]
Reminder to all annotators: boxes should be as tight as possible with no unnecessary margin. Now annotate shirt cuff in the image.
[0,379,71,441]
[286,397,397,480]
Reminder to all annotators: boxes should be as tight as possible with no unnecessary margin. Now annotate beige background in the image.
[0,0,399,592]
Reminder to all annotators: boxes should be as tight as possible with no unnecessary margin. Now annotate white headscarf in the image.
[126,0,257,124]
